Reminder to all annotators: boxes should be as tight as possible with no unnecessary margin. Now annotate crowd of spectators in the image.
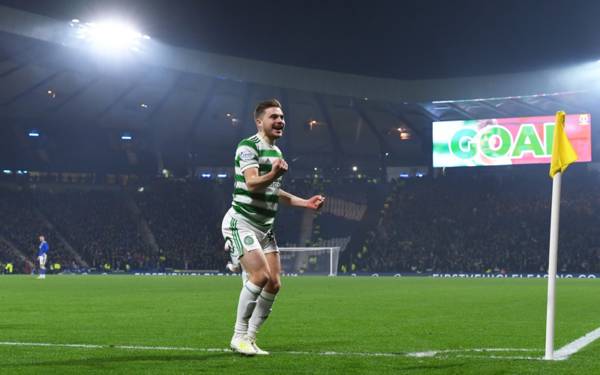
[35,189,146,270]
[353,166,600,274]
[0,187,75,272]
[2,166,599,275]
[134,180,227,270]
[278,177,375,245]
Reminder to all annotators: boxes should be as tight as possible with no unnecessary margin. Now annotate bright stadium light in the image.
[28,130,40,137]
[121,133,133,141]
[69,19,150,53]
[307,119,320,130]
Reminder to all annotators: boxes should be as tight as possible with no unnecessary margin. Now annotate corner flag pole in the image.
[544,111,578,360]
[544,170,562,360]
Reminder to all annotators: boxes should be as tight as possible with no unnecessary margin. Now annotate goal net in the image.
[279,247,341,276]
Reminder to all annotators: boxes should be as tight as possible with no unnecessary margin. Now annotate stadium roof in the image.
[0,2,597,174]
[2,0,600,80]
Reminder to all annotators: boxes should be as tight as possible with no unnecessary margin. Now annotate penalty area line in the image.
[0,341,541,360]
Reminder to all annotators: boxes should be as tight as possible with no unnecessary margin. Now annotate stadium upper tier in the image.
[0,5,597,173]
[0,5,598,102]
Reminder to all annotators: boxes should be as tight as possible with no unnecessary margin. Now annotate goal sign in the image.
[432,114,591,168]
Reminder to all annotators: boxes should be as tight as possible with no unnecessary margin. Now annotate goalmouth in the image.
[279,247,341,276]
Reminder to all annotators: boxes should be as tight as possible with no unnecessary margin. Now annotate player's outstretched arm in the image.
[243,159,288,192]
[278,189,325,210]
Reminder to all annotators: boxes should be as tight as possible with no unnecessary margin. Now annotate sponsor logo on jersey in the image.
[240,151,255,161]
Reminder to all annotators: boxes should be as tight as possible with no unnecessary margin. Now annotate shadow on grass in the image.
[0,324,36,330]
[12,352,238,368]
[394,363,467,372]
[17,355,469,373]
[266,340,352,351]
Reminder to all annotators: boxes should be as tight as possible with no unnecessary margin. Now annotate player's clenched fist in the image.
[271,158,288,178]
[306,195,325,210]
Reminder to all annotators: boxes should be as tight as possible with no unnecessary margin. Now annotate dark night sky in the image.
[1,0,599,79]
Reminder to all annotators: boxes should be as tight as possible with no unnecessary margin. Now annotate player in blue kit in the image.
[37,235,49,279]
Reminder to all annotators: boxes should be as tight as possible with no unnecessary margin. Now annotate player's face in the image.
[39,236,44,242]
[257,107,285,140]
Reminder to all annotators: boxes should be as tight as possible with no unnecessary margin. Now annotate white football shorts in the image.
[221,208,278,261]
[37,254,47,268]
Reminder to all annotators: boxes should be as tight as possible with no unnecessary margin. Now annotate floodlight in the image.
[70,19,150,52]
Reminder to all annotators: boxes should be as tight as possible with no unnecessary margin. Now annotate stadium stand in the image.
[1,166,598,274]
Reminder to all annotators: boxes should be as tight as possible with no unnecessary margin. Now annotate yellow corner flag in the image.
[549,111,578,178]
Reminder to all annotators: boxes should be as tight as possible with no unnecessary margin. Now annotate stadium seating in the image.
[1,167,599,274]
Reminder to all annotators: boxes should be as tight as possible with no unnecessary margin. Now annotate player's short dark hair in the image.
[254,99,282,120]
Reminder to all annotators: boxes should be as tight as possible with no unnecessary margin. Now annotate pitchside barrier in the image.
[127,272,600,278]
[9,270,598,278]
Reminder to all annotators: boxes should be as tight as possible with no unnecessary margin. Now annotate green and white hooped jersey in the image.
[232,134,283,230]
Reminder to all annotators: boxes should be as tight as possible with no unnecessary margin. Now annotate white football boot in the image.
[249,337,269,356]
[230,335,257,356]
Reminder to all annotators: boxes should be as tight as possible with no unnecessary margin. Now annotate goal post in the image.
[279,247,341,276]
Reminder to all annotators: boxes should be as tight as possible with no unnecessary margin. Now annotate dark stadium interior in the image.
[1,1,599,276]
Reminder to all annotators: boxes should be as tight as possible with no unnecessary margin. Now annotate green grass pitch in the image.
[1,275,599,374]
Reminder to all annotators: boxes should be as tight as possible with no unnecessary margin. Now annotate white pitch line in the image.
[405,348,542,359]
[0,341,541,360]
[553,326,600,361]
[452,354,545,361]
[0,342,104,349]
